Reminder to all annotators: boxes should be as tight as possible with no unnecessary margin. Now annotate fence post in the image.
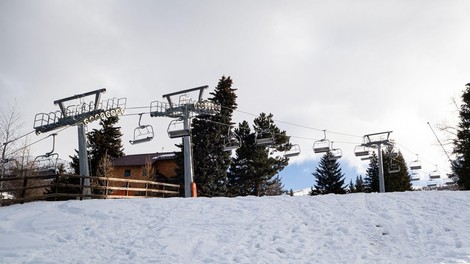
[126,182,129,197]
[105,177,109,198]
[20,173,29,204]
[55,174,59,201]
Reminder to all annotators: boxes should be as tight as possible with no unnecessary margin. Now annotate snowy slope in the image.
[0,191,469,264]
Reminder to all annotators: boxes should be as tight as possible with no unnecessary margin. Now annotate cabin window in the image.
[124,169,131,177]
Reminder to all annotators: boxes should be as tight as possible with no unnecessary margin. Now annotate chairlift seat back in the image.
[168,129,190,138]
[429,171,441,179]
[255,137,274,147]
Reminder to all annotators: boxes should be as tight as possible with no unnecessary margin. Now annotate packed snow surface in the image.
[1,191,469,264]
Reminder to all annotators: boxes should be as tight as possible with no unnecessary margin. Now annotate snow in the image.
[1,191,469,264]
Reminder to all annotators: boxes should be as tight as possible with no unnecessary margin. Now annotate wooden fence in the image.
[0,173,180,206]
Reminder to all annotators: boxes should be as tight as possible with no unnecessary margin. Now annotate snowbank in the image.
[0,191,469,263]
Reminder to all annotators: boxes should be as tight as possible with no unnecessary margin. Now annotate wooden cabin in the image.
[110,152,178,196]
[111,152,178,180]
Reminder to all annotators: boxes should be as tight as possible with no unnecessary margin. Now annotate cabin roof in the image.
[112,152,177,166]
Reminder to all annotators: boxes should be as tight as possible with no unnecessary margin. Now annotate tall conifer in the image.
[311,152,346,195]
[452,83,470,190]
[189,76,237,197]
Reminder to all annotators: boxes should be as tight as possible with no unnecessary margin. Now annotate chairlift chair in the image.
[34,153,59,174]
[313,130,331,153]
[167,119,190,138]
[444,179,455,185]
[329,148,343,160]
[410,173,420,181]
[409,161,422,170]
[429,170,441,179]
[354,145,371,157]
[409,154,422,170]
[388,163,400,174]
[223,130,242,151]
[427,181,437,188]
[361,156,372,161]
[284,144,301,158]
[34,133,59,174]
[384,152,399,159]
[255,128,275,147]
[129,114,154,145]
[328,142,342,160]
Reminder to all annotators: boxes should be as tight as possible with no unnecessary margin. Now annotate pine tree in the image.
[348,179,356,193]
[364,148,412,193]
[354,175,365,193]
[70,116,124,176]
[364,152,379,192]
[452,83,470,190]
[382,147,412,192]
[190,76,237,197]
[311,152,347,195]
[228,113,289,197]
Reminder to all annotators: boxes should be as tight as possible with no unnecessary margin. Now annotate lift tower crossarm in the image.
[54,88,106,117]
[162,86,208,108]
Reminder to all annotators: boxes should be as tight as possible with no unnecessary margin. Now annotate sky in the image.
[1,192,469,263]
[1,0,470,190]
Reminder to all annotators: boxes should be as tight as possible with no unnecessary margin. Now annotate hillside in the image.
[0,191,469,263]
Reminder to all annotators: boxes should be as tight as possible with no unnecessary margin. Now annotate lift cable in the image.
[427,122,453,163]
[120,105,449,170]
[6,125,72,158]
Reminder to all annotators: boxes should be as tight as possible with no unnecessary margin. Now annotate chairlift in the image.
[223,129,242,151]
[255,128,275,147]
[384,152,399,159]
[444,179,455,185]
[34,153,59,174]
[427,181,437,188]
[410,173,420,181]
[167,119,190,138]
[354,145,371,157]
[129,114,154,145]
[34,133,59,174]
[328,142,342,160]
[429,165,441,179]
[313,130,331,153]
[429,170,441,179]
[409,159,422,170]
[388,162,400,174]
[361,156,372,161]
[284,144,301,158]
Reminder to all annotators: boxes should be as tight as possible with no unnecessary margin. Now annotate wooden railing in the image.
[0,173,180,206]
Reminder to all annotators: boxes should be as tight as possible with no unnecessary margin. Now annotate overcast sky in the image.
[1,0,469,189]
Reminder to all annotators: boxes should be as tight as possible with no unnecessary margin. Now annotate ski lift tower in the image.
[361,131,393,193]
[150,85,221,198]
[33,89,126,197]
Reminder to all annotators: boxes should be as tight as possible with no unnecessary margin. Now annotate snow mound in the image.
[0,191,469,263]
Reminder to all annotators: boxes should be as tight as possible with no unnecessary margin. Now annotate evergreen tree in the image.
[364,152,379,192]
[228,113,290,196]
[70,116,124,176]
[452,83,470,190]
[311,152,347,195]
[348,179,356,193]
[354,175,365,193]
[364,148,412,193]
[191,76,237,197]
[382,147,412,192]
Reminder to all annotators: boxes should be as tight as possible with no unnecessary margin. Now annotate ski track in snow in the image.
[0,192,469,264]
